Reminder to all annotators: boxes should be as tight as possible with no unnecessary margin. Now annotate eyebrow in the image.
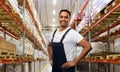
[59,15,69,18]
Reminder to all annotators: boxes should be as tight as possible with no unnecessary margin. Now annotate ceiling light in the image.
[52,18,55,22]
[53,0,56,5]
[53,10,56,15]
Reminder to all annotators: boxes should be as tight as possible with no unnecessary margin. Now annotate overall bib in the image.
[51,28,75,72]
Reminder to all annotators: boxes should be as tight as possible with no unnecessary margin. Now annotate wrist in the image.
[49,59,52,61]
[49,60,53,66]
[73,59,79,65]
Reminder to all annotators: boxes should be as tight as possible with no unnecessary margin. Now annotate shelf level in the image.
[82,59,120,64]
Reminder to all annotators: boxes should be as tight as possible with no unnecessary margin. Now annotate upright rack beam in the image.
[71,0,90,28]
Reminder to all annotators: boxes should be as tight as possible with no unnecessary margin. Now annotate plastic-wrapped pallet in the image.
[15,38,24,55]
[90,42,105,53]
[33,27,42,43]
[25,10,35,33]
[19,8,42,44]
[8,0,20,15]
[27,0,42,30]
[15,38,34,55]
[34,49,39,60]
[24,38,34,55]
[8,0,18,12]
[114,36,120,53]
[40,51,48,60]
[0,31,3,39]
[9,0,18,7]
[38,51,42,58]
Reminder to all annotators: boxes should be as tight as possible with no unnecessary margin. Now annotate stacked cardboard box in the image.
[0,38,16,52]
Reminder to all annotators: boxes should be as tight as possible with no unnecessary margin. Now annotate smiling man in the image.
[47,9,92,72]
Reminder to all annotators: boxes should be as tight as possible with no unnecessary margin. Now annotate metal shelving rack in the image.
[0,0,46,51]
[0,0,47,72]
[73,0,120,72]
[82,59,120,64]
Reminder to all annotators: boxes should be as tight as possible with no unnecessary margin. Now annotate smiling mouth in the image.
[61,21,66,24]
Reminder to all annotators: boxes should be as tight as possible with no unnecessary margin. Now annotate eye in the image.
[59,16,69,19]
[59,16,63,18]
[64,16,69,19]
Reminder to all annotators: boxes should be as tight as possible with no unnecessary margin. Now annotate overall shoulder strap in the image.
[51,29,57,42]
[60,28,71,42]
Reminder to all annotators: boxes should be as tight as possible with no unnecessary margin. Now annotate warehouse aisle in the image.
[0,0,120,72]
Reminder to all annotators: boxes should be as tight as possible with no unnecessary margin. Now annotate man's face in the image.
[59,12,70,27]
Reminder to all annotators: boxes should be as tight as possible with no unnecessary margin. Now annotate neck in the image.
[59,26,68,32]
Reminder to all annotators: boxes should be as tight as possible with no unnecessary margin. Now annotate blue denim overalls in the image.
[51,28,75,72]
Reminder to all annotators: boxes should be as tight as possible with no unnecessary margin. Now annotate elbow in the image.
[90,46,92,50]
[87,45,92,51]
[88,46,92,52]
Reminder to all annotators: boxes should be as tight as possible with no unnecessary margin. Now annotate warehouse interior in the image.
[0,0,120,72]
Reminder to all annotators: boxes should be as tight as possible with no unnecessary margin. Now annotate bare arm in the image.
[62,38,92,68]
[47,42,53,65]
[74,38,92,63]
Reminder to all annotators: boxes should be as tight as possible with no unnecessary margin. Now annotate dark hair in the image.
[59,9,71,16]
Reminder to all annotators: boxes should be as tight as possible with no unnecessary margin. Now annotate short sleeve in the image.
[70,29,84,43]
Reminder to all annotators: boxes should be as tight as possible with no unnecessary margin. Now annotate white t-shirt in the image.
[49,27,84,61]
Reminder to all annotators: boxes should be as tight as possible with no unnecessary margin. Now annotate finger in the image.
[62,65,70,69]
[65,66,70,69]
[62,63,67,67]
[61,64,66,68]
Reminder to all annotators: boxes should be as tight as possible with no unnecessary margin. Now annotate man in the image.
[47,9,91,72]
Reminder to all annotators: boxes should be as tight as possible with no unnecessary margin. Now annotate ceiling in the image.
[37,0,74,31]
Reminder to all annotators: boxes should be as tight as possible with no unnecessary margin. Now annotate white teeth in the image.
[62,21,65,23]
[61,23,65,24]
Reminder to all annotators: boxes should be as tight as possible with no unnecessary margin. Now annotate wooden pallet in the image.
[90,52,120,60]
[105,0,120,13]
[0,50,16,55]
[5,0,23,22]
[107,54,120,59]
[17,0,23,6]
[21,54,34,60]
[0,50,16,60]
[0,55,16,60]
[94,56,106,60]
[0,51,8,55]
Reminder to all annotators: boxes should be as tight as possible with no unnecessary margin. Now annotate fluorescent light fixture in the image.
[53,10,56,15]
[53,0,56,5]
[52,18,55,22]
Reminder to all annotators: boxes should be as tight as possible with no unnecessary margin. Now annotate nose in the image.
[61,17,66,20]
